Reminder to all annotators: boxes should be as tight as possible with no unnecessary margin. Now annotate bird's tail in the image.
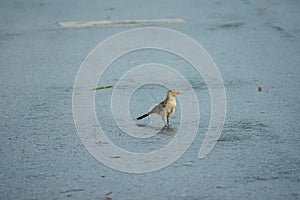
[136,113,149,120]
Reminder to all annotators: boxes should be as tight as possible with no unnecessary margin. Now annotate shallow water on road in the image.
[1,0,300,199]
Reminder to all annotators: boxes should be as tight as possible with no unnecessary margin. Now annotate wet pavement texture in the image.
[0,0,300,199]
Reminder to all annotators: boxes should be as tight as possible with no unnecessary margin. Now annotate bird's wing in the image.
[149,101,166,114]
[160,100,167,107]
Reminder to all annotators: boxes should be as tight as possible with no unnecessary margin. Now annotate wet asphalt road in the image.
[1,0,300,199]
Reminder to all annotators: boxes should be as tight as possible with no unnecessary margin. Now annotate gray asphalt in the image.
[1,0,300,199]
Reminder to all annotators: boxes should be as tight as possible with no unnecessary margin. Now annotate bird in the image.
[135,89,180,127]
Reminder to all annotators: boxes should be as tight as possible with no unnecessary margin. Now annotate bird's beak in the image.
[176,91,181,95]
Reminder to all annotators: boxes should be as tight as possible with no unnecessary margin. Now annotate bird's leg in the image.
[167,117,170,127]
[161,115,168,127]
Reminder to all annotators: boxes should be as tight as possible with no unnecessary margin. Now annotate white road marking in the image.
[58,18,185,28]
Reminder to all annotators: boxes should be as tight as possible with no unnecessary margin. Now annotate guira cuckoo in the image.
[135,90,180,126]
